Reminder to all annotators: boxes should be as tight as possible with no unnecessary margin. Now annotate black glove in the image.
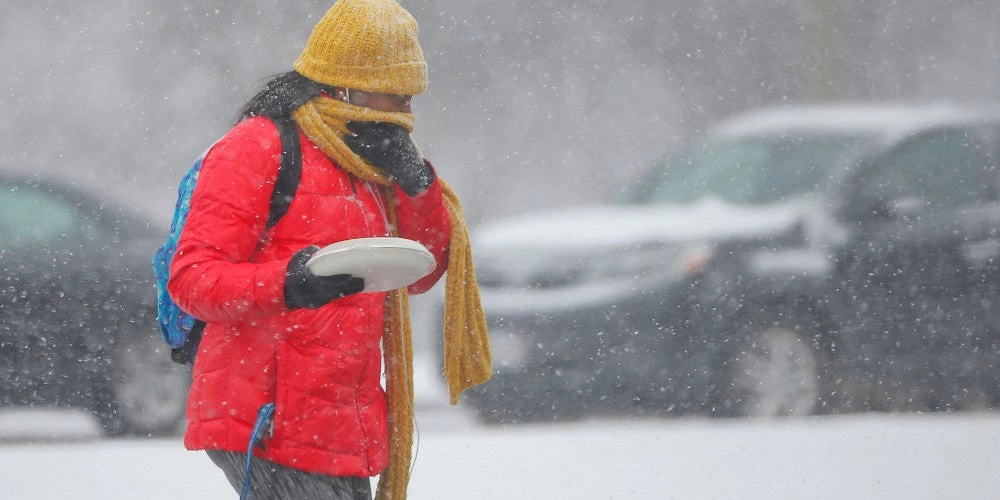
[343,121,435,196]
[284,246,365,309]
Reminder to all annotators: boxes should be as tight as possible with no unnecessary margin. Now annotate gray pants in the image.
[207,450,372,500]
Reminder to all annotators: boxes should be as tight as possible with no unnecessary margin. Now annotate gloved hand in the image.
[284,246,365,309]
[344,121,435,196]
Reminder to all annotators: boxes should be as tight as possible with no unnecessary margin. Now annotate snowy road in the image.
[0,408,998,499]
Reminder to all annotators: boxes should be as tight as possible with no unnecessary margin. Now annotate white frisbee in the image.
[305,237,436,292]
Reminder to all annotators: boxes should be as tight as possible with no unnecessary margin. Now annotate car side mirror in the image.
[838,193,888,221]
[839,194,926,222]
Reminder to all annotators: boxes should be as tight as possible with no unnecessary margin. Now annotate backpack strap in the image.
[266,116,302,230]
[171,320,205,364]
[171,115,302,365]
[240,402,277,500]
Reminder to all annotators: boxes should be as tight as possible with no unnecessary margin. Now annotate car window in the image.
[0,182,103,248]
[629,133,873,205]
[983,125,1000,200]
[867,128,990,209]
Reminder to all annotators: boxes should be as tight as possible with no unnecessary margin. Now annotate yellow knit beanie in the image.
[294,0,428,95]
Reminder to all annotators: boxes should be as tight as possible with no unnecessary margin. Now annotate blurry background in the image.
[3,0,999,225]
[5,2,1000,497]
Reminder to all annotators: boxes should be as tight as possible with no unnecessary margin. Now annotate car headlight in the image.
[475,252,587,289]
[588,242,713,282]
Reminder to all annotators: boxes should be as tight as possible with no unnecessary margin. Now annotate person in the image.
[166,1,492,498]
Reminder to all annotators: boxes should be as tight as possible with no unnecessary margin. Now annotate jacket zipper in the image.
[354,177,390,475]
[363,180,391,236]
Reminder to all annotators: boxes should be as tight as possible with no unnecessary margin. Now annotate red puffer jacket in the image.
[168,116,450,477]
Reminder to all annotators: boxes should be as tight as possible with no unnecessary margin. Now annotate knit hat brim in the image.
[293,58,427,96]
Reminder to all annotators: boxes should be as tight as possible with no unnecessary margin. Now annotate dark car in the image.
[458,103,1000,423]
[0,170,190,436]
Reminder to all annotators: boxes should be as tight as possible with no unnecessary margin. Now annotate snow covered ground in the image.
[0,349,996,499]
[1,407,999,499]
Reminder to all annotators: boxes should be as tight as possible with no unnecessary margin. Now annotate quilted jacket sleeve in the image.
[393,161,451,294]
[167,117,291,322]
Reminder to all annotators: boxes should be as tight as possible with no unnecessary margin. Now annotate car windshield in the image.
[628,133,875,205]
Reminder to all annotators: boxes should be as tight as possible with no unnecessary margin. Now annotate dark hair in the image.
[236,71,332,124]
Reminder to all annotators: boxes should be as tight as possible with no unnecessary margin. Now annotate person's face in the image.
[329,87,412,113]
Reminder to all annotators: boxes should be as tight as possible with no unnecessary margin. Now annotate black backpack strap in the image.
[170,116,302,366]
[266,115,302,230]
[171,320,205,365]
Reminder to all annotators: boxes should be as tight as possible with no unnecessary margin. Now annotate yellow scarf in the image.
[291,96,492,500]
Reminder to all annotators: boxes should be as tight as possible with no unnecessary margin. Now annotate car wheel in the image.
[712,309,824,418]
[93,331,190,436]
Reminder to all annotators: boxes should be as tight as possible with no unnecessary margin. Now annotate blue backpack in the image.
[152,116,302,364]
